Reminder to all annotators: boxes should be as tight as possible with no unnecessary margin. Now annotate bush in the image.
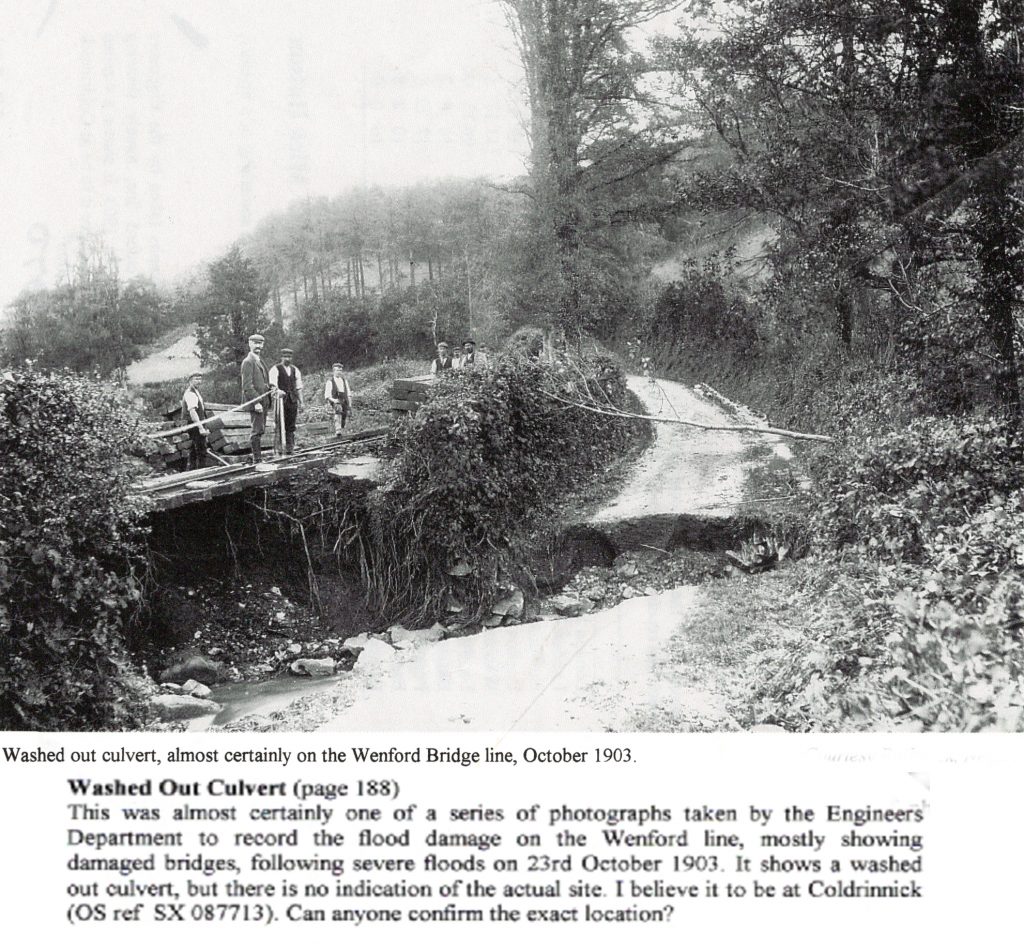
[0,367,150,730]
[811,415,1024,560]
[355,353,650,622]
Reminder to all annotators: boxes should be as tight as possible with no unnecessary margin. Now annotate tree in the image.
[657,0,1023,408]
[2,237,169,377]
[501,0,682,334]
[196,246,272,366]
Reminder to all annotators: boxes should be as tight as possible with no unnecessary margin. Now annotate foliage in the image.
[658,0,1024,406]
[0,366,150,730]
[501,0,681,333]
[195,246,275,367]
[651,265,762,355]
[811,415,1024,560]
[353,352,650,623]
[750,415,1024,733]
[1,239,173,377]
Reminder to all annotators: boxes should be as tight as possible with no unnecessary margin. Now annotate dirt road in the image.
[299,376,761,733]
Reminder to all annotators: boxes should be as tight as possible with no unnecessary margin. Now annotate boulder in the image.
[748,723,787,733]
[180,679,212,699]
[342,634,373,654]
[391,622,445,645]
[354,639,397,669]
[620,586,639,600]
[547,594,594,618]
[150,694,222,722]
[613,557,639,579]
[158,682,186,695]
[447,560,472,577]
[159,655,226,686]
[492,588,525,618]
[581,585,606,602]
[483,614,504,628]
[290,658,337,677]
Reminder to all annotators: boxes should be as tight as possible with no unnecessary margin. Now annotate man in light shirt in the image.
[269,347,303,454]
[324,362,353,435]
[181,371,210,470]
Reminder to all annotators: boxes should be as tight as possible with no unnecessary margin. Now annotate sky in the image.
[0,0,530,307]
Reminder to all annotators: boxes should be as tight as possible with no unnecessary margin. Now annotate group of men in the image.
[181,333,491,471]
[431,339,488,374]
[182,333,353,469]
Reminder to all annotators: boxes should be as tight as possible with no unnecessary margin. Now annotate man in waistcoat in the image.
[240,333,273,464]
[269,347,304,454]
[431,341,454,375]
[460,338,489,369]
[324,362,353,435]
[181,371,210,470]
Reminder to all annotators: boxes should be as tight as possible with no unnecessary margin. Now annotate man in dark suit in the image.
[240,333,272,463]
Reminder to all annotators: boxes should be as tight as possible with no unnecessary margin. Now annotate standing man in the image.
[451,344,464,369]
[324,362,353,436]
[270,347,303,454]
[460,338,489,369]
[181,371,210,470]
[431,342,455,375]
[240,333,272,464]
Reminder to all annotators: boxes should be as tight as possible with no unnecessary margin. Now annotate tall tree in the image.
[501,0,682,334]
[196,246,271,366]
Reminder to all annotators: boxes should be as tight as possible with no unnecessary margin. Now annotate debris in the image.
[290,658,337,677]
[492,588,525,618]
[150,695,222,721]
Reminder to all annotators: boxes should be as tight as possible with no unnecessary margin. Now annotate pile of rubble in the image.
[538,548,726,618]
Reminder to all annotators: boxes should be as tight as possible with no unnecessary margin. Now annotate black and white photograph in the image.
[1,0,1022,739]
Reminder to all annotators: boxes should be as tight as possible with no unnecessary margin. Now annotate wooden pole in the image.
[540,390,834,443]
[149,390,274,440]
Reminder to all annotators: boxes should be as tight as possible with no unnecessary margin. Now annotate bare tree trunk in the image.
[358,257,365,298]
[346,259,352,298]
[428,258,434,282]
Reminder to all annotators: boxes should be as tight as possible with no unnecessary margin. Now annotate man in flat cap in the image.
[431,341,455,375]
[240,333,273,463]
[324,362,353,435]
[269,347,303,454]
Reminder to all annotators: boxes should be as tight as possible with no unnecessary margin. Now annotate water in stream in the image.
[188,672,349,731]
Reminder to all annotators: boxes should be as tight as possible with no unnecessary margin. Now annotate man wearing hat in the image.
[324,362,353,435]
[431,341,455,375]
[181,371,210,470]
[269,347,304,454]
[460,338,488,369]
[240,333,273,463]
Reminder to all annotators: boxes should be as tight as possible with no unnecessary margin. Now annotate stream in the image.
[188,672,350,731]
